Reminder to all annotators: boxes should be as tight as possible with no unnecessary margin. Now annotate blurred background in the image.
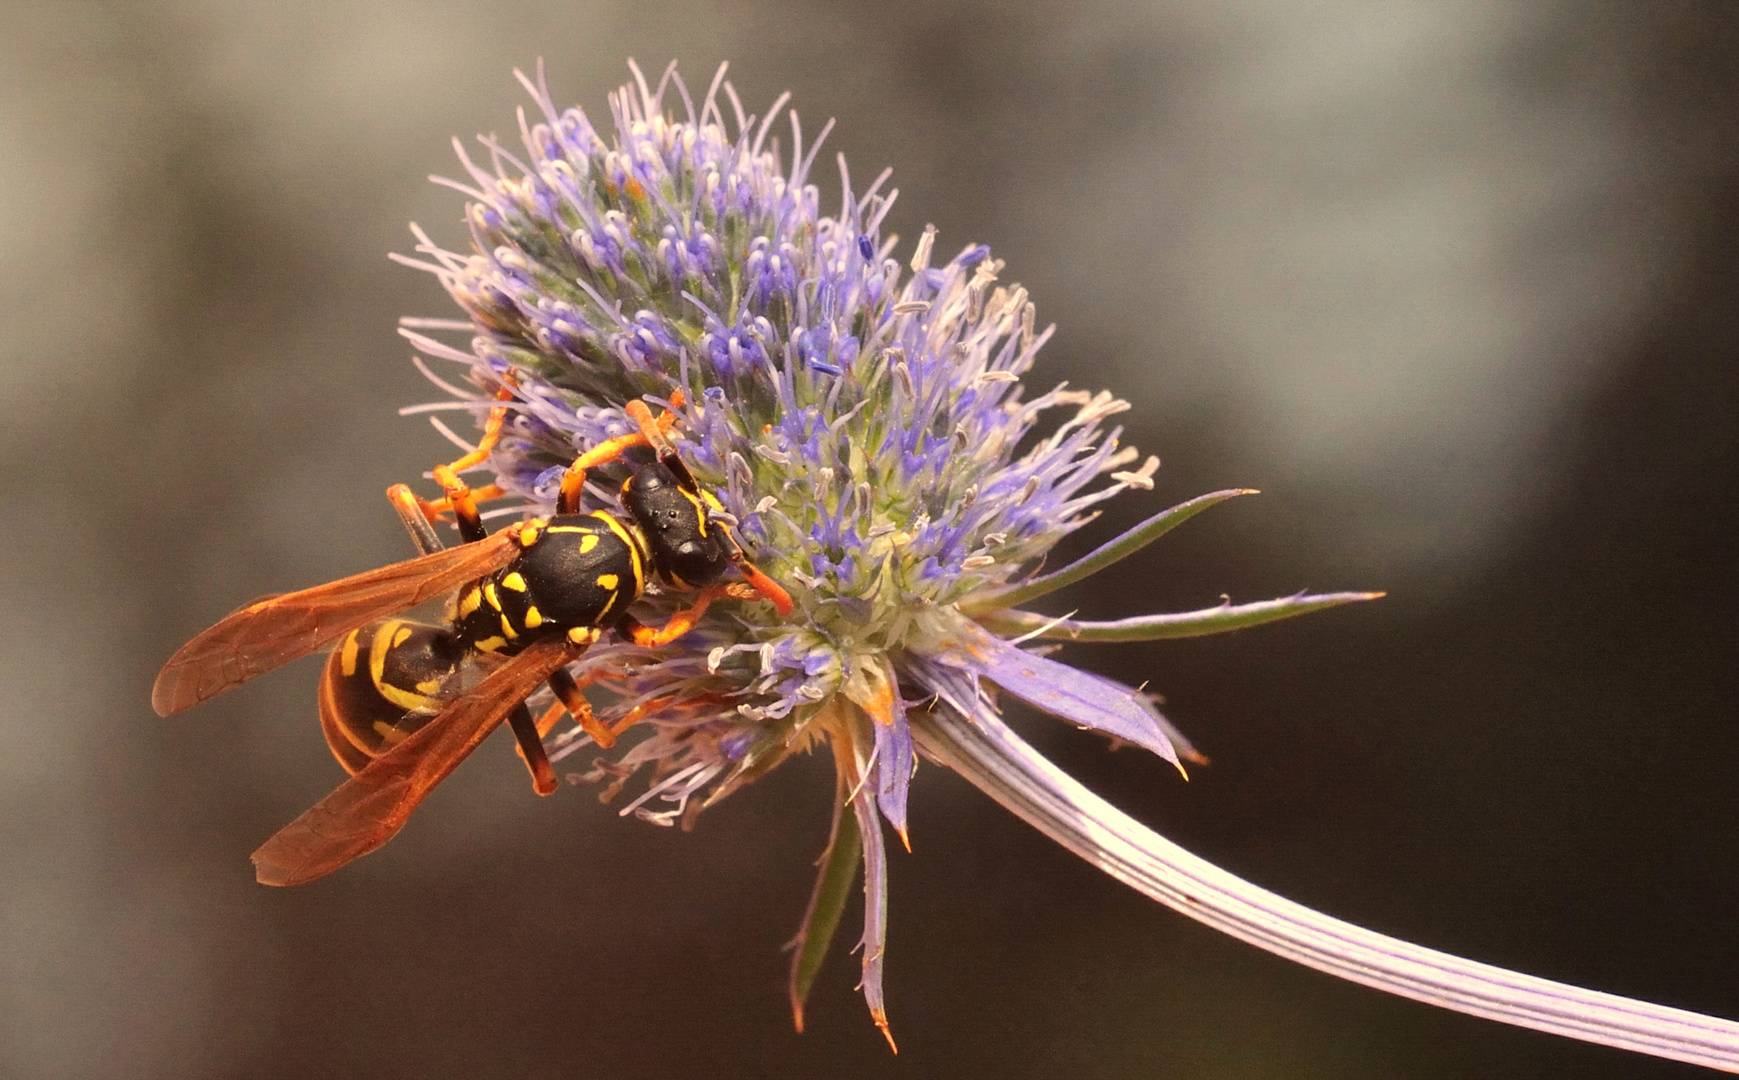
[3,2,1736,1077]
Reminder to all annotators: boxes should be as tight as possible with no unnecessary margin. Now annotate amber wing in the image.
[250,637,582,886]
[151,531,518,716]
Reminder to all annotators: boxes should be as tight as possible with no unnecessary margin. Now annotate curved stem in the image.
[912,708,1739,1073]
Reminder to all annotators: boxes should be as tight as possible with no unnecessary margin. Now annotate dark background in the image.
[3,2,1736,1077]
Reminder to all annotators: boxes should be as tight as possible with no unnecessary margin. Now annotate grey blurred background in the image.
[3,2,1736,1077]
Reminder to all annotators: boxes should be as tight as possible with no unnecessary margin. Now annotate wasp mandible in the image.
[152,391,793,886]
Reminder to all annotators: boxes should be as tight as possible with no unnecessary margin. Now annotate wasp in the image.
[152,390,792,886]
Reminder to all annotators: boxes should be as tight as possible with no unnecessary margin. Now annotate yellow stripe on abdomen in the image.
[368,620,444,713]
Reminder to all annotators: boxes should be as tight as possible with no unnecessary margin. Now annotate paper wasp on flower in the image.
[143,63,1710,1073]
[152,387,793,886]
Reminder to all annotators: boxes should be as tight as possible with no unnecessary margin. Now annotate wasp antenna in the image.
[729,545,794,615]
[711,516,794,615]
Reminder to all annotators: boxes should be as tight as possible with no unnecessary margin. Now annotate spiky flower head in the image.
[393,62,1739,1068]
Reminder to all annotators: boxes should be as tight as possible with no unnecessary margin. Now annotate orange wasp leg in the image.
[556,390,686,514]
[532,699,567,738]
[725,544,795,616]
[547,665,618,747]
[413,483,506,525]
[408,377,519,541]
[431,464,488,544]
[622,584,731,650]
[602,690,730,742]
[444,377,518,474]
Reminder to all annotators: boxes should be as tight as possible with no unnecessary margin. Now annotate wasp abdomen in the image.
[317,619,464,774]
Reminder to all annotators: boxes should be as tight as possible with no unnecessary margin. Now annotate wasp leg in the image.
[504,702,558,795]
[444,378,517,473]
[412,483,505,525]
[547,666,619,747]
[532,698,566,737]
[625,391,713,495]
[405,377,518,540]
[556,433,654,514]
[522,664,640,772]
[556,390,686,513]
[620,584,731,653]
[599,690,724,743]
[430,465,489,544]
[547,665,722,748]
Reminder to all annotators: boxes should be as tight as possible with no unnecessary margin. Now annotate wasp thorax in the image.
[452,512,645,654]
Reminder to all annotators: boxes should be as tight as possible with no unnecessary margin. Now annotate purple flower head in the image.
[393,62,1739,1070]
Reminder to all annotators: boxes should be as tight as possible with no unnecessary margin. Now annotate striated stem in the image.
[912,707,1739,1073]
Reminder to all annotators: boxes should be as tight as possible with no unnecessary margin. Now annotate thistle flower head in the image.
[390,63,1739,1070]
[399,61,1207,1035]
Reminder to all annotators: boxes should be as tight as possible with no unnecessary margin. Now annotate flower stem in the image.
[912,708,1739,1072]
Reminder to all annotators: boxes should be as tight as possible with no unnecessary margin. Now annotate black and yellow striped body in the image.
[450,511,648,656]
[318,618,465,774]
[313,482,738,776]
[314,514,648,774]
